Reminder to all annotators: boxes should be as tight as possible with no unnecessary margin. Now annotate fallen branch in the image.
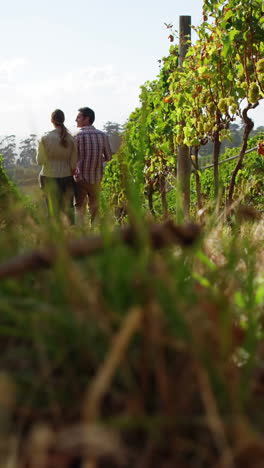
[0,221,201,281]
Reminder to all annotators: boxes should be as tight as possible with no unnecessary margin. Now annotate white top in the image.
[37,128,77,178]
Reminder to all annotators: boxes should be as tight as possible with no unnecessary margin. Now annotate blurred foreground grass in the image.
[0,168,264,467]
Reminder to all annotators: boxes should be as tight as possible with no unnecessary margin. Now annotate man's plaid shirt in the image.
[75,125,112,183]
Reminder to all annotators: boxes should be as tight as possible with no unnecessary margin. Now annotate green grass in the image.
[0,161,264,466]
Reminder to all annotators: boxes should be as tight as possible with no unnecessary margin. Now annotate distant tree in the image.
[199,123,244,157]
[17,134,38,167]
[0,135,17,168]
[103,121,123,135]
[199,123,263,159]
[220,123,243,154]
[102,121,123,153]
[251,125,264,137]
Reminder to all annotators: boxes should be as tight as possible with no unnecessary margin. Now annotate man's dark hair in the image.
[78,107,95,125]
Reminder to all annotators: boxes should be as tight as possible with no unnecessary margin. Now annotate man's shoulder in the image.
[93,128,109,139]
[78,126,108,137]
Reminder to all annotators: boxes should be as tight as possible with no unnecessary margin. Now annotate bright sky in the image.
[0,0,263,140]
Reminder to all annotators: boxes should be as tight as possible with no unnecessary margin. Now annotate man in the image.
[74,107,112,223]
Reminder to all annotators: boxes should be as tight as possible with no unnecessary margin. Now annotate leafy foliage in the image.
[190,135,264,209]
[101,0,264,215]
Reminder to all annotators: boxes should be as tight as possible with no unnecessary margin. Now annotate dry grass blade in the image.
[82,306,142,423]
[195,363,235,468]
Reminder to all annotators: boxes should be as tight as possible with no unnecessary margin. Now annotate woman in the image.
[37,109,77,223]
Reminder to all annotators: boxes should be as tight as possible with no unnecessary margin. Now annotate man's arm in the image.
[74,132,85,181]
[70,138,78,175]
[76,132,86,163]
[103,134,113,162]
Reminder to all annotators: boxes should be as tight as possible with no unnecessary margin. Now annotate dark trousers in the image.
[39,175,75,224]
[74,180,100,224]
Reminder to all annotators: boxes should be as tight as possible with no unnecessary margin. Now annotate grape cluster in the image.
[248,82,259,104]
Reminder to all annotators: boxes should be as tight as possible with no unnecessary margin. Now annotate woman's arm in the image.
[36,139,46,165]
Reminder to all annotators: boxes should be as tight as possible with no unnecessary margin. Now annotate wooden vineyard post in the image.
[177,16,191,218]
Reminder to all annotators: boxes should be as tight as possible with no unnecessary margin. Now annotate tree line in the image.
[0,121,123,172]
[2,118,262,175]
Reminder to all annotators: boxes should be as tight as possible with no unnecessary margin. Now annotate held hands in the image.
[72,168,81,182]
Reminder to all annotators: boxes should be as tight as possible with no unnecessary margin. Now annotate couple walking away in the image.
[36,107,112,225]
